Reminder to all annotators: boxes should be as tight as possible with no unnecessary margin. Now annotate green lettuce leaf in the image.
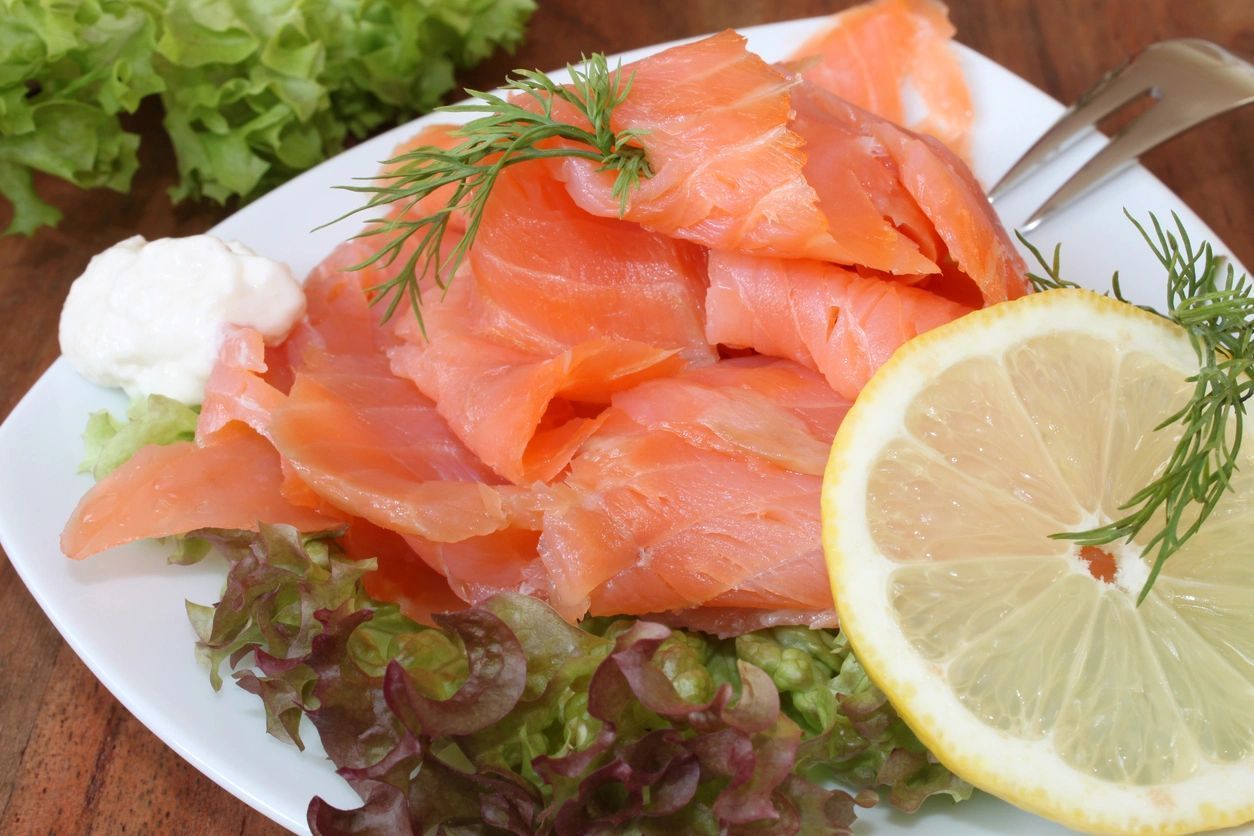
[79,394,199,479]
[0,0,534,233]
[156,0,535,205]
[0,0,162,234]
[182,525,972,834]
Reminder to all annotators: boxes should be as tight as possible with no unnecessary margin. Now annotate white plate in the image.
[1,16,1248,836]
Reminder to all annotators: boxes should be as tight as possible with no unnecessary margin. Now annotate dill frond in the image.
[325,53,651,332]
[1023,211,1252,602]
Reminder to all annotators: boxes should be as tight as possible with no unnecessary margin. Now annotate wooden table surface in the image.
[0,2,1250,833]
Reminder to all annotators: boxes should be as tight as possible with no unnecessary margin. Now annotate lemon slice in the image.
[822,288,1254,834]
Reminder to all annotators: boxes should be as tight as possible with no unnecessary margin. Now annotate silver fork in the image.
[989,38,1254,232]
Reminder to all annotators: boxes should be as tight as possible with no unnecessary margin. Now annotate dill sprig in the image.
[1018,211,1252,603]
[328,53,652,331]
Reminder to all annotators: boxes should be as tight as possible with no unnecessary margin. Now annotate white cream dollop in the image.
[58,234,306,405]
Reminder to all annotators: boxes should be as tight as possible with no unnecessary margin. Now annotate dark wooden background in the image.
[0,1,1249,833]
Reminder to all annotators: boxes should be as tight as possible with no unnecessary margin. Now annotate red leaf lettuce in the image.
[180,525,971,834]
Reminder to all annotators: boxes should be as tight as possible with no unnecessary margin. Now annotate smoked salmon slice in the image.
[867,112,1030,304]
[790,0,974,157]
[466,158,711,358]
[197,327,285,442]
[789,81,945,280]
[790,82,1028,306]
[705,251,971,401]
[338,518,468,626]
[197,231,426,448]
[61,251,399,559]
[387,159,712,484]
[269,349,536,543]
[612,357,851,476]
[392,313,684,485]
[200,252,542,608]
[552,31,909,270]
[538,359,847,621]
[273,252,555,600]
[298,238,412,358]
[404,528,546,607]
[195,239,409,451]
[268,325,551,602]
[61,425,340,559]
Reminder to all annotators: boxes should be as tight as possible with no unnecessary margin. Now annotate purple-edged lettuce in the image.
[180,525,971,834]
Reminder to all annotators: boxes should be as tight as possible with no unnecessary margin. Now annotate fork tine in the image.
[1019,106,1197,231]
[1019,40,1254,230]
[988,57,1152,200]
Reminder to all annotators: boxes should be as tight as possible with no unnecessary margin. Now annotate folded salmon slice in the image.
[270,347,537,543]
[467,158,712,358]
[61,425,341,559]
[266,257,550,587]
[61,248,402,560]
[612,357,849,476]
[404,528,546,607]
[197,225,434,446]
[298,237,418,357]
[789,81,944,280]
[551,31,930,273]
[202,240,420,516]
[339,518,467,626]
[868,113,1030,304]
[706,251,970,401]
[392,311,684,484]
[194,246,546,599]
[538,359,847,621]
[789,81,1027,306]
[388,159,712,484]
[791,0,973,156]
[197,327,285,442]
[198,234,399,442]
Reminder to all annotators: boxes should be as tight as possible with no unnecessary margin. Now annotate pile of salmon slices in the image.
[61,0,1028,635]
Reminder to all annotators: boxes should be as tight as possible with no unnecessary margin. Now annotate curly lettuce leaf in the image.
[155,0,535,205]
[0,0,534,233]
[738,627,972,809]
[78,394,199,479]
[0,0,162,234]
[182,525,971,833]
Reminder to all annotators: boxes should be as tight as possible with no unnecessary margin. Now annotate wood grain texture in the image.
[0,1,1249,832]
